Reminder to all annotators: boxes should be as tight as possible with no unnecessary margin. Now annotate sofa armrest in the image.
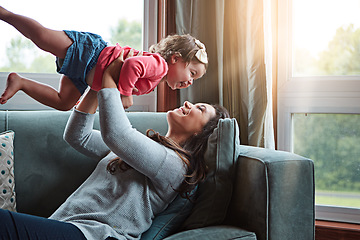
[225,145,315,240]
[164,225,256,240]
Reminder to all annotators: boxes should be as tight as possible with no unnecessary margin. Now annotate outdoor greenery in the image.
[294,24,360,76]
[0,18,142,73]
[0,36,55,73]
[316,192,360,208]
[317,24,360,75]
[110,19,142,50]
[293,114,360,195]
[292,24,360,208]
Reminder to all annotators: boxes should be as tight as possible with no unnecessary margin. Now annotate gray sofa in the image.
[0,110,315,240]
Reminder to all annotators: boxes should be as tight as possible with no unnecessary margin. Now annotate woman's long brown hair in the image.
[107,104,230,200]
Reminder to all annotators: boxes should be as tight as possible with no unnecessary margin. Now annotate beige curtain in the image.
[175,0,274,148]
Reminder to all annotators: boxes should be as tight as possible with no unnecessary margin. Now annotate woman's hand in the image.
[120,95,134,109]
[102,50,128,89]
[102,49,141,109]
[76,89,98,114]
[102,49,142,88]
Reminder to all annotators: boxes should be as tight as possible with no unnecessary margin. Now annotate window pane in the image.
[292,0,360,76]
[293,113,360,208]
[0,0,143,73]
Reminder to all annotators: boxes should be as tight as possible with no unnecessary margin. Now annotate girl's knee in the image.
[56,104,75,111]
[55,97,79,111]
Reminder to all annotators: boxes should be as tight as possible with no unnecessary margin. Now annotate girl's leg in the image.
[0,72,81,111]
[0,209,86,240]
[0,6,72,59]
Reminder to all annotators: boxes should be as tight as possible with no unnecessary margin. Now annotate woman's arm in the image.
[98,88,174,179]
[99,64,184,179]
[63,89,110,160]
[64,50,141,160]
[76,88,98,114]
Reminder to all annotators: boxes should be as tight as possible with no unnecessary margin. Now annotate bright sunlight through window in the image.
[0,0,143,74]
[292,0,360,76]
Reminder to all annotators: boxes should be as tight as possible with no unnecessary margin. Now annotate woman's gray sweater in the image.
[49,88,186,240]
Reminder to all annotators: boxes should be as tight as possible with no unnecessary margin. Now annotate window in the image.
[0,0,158,111]
[278,0,360,223]
[292,0,360,77]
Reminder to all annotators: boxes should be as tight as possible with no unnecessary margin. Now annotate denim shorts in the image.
[56,30,107,94]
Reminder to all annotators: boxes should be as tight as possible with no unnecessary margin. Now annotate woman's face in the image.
[167,101,216,138]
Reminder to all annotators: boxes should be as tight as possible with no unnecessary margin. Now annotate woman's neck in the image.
[165,134,186,147]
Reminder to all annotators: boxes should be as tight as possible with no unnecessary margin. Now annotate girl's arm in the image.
[63,89,110,160]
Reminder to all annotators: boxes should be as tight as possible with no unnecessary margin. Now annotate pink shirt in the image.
[92,44,168,96]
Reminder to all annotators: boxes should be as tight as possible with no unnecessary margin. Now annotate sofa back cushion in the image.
[181,118,240,230]
[0,110,167,217]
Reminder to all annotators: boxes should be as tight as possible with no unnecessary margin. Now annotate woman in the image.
[0,58,230,240]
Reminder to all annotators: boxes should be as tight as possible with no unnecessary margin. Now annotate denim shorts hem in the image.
[56,30,107,94]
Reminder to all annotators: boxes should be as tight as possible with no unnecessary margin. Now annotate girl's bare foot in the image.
[0,72,23,104]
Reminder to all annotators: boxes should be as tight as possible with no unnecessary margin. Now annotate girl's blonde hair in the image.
[149,34,208,69]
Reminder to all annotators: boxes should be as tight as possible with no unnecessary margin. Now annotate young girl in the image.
[0,6,208,110]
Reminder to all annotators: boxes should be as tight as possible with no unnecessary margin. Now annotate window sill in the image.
[315,220,360,240]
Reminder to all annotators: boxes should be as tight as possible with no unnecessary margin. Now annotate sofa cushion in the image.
[181,118,240,230]
[1,111,100,217]
[0,130,16,212]
[141,190,195,240]
[164,225,256,240]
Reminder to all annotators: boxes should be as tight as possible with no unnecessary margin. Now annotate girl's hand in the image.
[120,95,134,109]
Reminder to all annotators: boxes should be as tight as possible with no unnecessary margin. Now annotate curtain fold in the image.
[175,0,274,148]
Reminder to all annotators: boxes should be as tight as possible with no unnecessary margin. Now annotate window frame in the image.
[277,0,360,224]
